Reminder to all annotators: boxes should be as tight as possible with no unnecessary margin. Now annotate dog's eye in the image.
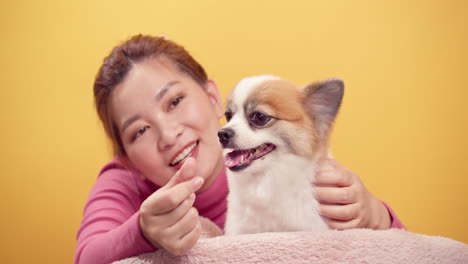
[250,112,271,127]
[225,111,233,122]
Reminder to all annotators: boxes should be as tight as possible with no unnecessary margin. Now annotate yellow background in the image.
[1,0,467,263]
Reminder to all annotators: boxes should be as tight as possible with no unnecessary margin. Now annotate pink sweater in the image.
[75,158,404,264]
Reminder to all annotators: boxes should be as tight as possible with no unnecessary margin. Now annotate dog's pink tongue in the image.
[224,150,251,168]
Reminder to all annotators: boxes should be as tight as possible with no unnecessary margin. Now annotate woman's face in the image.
[110,57,225,191]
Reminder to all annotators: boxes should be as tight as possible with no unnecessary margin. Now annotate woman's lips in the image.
[170,141,200,170]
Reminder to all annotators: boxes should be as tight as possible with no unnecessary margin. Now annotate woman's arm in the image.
[75,167,155,264]
[381,200,405,229]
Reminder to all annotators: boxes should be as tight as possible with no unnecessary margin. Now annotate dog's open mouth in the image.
[224,143,276,171]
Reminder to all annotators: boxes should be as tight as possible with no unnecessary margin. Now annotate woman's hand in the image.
[314,158,391,230]
[139,157,204,255]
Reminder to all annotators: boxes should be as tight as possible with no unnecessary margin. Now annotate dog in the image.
[218,75,344,235]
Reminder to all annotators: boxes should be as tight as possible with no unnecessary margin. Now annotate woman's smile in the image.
[169,140,200,168]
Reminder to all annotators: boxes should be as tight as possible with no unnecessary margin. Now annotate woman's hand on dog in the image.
[314,159,391,230]
[139,157,204,255]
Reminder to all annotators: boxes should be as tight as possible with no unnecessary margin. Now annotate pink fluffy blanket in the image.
[115,229,468,264]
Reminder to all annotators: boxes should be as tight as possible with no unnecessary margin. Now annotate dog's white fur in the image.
[220,75,343,235]
[226,154,327,234]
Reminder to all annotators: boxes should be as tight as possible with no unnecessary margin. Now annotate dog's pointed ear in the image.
[303,78,344,138]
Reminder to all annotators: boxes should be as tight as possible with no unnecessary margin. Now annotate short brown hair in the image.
[94,34,208,157]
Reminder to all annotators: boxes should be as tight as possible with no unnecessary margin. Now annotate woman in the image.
[75,34,404,264]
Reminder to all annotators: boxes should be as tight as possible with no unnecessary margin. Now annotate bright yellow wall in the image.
[1,0,467,262]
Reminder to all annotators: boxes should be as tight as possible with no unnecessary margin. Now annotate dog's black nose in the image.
[218,128,235,147]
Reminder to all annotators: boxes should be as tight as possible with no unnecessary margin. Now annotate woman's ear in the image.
[204,80,224,118]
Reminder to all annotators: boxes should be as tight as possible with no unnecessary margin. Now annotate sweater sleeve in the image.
[74,166,156,264]
[381,201,406,229]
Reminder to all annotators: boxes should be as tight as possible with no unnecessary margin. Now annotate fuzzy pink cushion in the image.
[115,229,468,264]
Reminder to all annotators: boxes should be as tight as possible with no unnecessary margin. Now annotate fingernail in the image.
[192,177,204,189]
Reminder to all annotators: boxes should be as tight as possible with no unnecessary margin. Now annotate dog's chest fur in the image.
[224,154,328,235]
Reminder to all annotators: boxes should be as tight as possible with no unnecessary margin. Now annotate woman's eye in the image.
[250,112,271,127]
[133,125,149,141]
[169,96,184,110]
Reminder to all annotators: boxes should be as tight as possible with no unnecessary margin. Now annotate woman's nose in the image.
[157,119,182,150]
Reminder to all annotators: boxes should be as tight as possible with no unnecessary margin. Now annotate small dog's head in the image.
[218,75,344,173]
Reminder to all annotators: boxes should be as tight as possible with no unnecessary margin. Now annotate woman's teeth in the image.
[170,142,197,166]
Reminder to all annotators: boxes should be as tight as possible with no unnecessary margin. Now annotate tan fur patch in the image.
[249,79,303,121]
[246,79,323,159]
